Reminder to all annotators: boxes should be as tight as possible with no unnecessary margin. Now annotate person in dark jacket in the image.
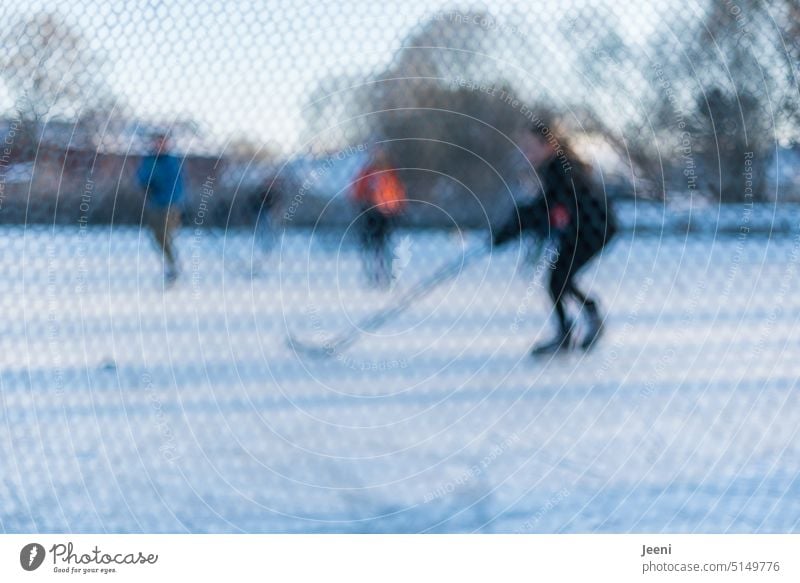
[137,132,185,283]
[493,121,616,355]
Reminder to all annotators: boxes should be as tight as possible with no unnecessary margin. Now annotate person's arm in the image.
[492,199,547,247]
[168,156,184,200]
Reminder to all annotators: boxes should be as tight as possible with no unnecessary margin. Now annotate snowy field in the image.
[0,224,798,533]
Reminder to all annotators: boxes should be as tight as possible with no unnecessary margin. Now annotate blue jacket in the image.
[137,154,185,208]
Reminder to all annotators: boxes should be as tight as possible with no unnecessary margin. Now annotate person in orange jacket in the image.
[351,147,406,287]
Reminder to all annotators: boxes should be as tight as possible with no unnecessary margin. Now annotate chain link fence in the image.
[0,0,799,533]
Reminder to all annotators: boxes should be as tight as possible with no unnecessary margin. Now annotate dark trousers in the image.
[146,206,181,269]
[548,238,603,333]
[358,209,393,284]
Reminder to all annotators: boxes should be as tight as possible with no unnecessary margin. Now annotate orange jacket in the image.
[352,164,405,216]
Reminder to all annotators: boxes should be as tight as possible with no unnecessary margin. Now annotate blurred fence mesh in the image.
[1,0,799,533]
[3,1,800,225]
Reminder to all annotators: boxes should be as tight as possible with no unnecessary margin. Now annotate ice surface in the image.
[0,226,798,532]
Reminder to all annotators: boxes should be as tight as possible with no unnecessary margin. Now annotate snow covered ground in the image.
[0,224,798,533]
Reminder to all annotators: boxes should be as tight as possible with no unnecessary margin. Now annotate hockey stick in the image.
[287,242,491,357]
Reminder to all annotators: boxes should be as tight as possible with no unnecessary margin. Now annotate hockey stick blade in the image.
[286,332,338,358]
[286,242,489,357]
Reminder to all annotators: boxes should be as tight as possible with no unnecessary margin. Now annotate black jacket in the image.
[493,156,616,251]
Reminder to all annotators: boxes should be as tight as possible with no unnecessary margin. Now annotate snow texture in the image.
[0,225,798,533]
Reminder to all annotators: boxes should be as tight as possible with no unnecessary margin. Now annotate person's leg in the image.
[566,283,594,308]
[531,251,574,355]
[374,214,392,286]
[547,259,572,335]
[562,244,598,308]
[147,208,170,265]
[261,209,278,253]
[148,207,179,281]
[563,240,605,349]
[358,212,376,283]
[163,208,180,274]
[362,210,387,286]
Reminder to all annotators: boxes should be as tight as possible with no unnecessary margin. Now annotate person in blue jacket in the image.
[137,132,185,283]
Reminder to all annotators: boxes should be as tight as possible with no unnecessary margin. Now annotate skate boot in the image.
[580,303,604,350]
[531,323,573,356]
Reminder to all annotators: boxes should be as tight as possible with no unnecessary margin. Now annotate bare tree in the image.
[303,11,531,224]
[1,11,116,156]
